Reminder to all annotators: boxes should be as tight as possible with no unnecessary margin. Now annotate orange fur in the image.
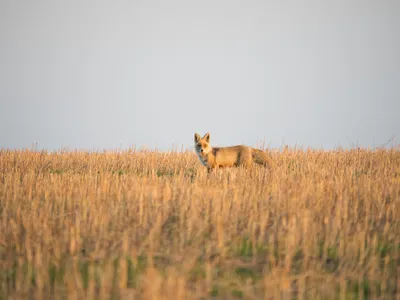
[194,132,271,172]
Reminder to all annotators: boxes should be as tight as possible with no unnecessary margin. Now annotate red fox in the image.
[194,132,271,171]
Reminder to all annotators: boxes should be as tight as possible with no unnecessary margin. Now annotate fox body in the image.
[194,132,271,171]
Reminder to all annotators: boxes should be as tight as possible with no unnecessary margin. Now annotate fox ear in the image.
[203,132,210,143]
[194,133,201,143]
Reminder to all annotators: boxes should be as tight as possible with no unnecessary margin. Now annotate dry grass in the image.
[0,147,399,299]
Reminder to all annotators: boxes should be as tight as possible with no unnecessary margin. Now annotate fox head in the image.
[194,132,212,155]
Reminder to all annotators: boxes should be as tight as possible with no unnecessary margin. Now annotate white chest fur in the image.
[196,152,208,166]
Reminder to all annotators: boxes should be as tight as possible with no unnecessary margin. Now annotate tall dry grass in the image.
[0,147,399,299]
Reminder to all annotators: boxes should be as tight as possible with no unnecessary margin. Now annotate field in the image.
[0,147,399,299]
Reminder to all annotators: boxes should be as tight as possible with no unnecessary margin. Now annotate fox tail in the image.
[252,149,272,168]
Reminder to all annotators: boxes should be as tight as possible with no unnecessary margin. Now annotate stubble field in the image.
[0,148,399,299]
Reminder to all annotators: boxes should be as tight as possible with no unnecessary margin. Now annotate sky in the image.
[1,0,399,151]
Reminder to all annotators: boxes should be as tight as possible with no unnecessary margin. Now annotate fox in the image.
[194,132,271,172]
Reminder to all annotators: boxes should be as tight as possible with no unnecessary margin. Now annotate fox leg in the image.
[238,148,253,168]
[207,166,218,173]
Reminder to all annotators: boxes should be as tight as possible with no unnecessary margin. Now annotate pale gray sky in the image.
[1,0,399,150]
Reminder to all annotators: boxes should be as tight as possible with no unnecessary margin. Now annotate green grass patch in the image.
[231,289,244,298]
[291,248,304,274]
[235,267,258,282]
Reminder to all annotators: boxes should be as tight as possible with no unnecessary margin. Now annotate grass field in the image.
[0,147,399,299]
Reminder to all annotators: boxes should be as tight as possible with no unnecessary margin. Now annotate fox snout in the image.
[198,147,206,156]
